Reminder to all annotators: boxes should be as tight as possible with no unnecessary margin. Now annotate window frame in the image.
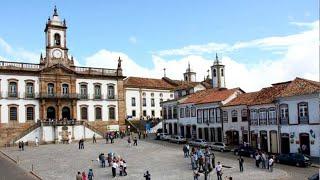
[231,110,238,122]
[94,105,102,120]
[80,105,88,120]
[25,104,35,121]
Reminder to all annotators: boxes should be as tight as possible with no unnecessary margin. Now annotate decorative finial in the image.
[163,68,166,77]
[40,53,43,60]
[216,53,218,61]
[53,6,58,16]
[207,69,210,78]
[117,56,122,69]
[63,19,66,26]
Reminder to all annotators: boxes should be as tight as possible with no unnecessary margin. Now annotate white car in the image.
[160,133,171,141]
[210,142,230,152]
[188,139,208,148]
[169,135,187,144]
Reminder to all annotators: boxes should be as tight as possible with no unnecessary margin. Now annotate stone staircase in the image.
[83,121,105,137]
[0,122,35,147]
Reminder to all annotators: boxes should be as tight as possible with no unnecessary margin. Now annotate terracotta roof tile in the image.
[124,77,175,90]
[224,92,259,107]
[182,88,241,105]
[277,77,320,97]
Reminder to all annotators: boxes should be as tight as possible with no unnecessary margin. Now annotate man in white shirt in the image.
[215,161,222,180]
[35,137,39,147]
[112,160,118,178]
[268,156,274,172]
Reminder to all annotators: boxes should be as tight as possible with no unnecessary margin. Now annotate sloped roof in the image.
[124,77,175,90]
[277,77,320,98]
[224,92,259,107]
[182,88,242,105]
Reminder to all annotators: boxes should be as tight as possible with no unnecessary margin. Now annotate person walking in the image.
[238,156,244,172]
[215,161,223,180]
[87,169,94,180]
[18,141,21,151]
[81,139,85,149]
[93,134,96,144]
[123,160,127,176]
[78,140,81,149]
[183,145,188,158]
[255,153,261,168]
[193,170,200,180]
[81,171,87,180]
[21,141,24,151]
[268,156,274,172]
[76,172,82,180]
[35,137,39,147]
[101,153,106,168]
[261,152,267,169]
[105,132,109,144]
[133,137,138,146]
[144,171,151,180]
[128,136,132,147]
[112,160,118,178]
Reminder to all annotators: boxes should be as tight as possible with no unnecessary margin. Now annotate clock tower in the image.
[42,6,73,66]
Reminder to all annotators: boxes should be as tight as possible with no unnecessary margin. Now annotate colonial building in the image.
[0,7,125,145]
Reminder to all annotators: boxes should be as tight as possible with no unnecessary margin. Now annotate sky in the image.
[0,0,319,92]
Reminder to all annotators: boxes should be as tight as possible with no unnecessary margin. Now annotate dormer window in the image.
[54,33,61,46]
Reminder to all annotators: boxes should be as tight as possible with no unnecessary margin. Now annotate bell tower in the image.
[211,53,226,88]
[43,6,72,66]
[183,62,196,82]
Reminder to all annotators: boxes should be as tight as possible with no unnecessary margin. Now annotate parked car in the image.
[210,142,231,152]
[155,129,164,140]
[188,139,208,148]
[160,133,171,141]
[308,173,319,180]
[169,135,187,144]
[233,145,257,157]
[276,153,312,167]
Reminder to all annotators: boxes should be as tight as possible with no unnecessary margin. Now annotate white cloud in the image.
[0,37,39,63]
[129,36,137,44]
[85,20,319,92]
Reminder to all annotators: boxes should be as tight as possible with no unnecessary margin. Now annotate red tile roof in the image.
[224,92,259,107]
[124,77,176,90]
[182,88,242,105]
[277,77,320,97]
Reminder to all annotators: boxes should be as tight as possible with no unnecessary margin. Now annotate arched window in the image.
[9,106,18,121]
[221,69,224,76]
[151,93,154,97]
[107,85,115,99]
[26,82,34,98]
[26,106,34,121]
[95,107,102,120]
[81,107,88,120]
[80,84,88,99]
[8,82,17,97]
[231,110,238,122]
[213,69,217,77]
[109,107,115,120]
[48,83,54,95]
[54,33,61,46]
[62,84,69,95]
[159,93,163,97]
[94,84,101,99]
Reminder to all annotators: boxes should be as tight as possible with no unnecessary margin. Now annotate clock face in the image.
[52,49,62,58]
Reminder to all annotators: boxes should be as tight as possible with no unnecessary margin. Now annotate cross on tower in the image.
[163,68,166,77]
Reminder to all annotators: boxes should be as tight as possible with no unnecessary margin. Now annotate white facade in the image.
[0,75,40,123]
[125,87,174,120]
[76,78,119,122]
[279,94,320,157]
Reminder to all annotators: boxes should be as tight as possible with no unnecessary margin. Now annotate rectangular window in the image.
[259,109,267,125]
[298,102,308,124]
[216,108,221,123]
[143,110,147,117]
[151,110,155,117]
[241,109,248,121]
[203,109,209,123]
[191,107,196,117]
[231,110,238,122]
[268,108,276,125]
[173,107,177,119]
[168,107,172,119]
[209,108,214,123]
[180,108,184,118]
[151,98,155,107]
[197,109,203,123]
[94,85,101,99]
[143,98,146,107]
[26,107,34,121]
[80,84,88,99]
[185,107,190,117]
[107,85,115,99]
[163,107,167,119]
[9,107,18,121]
[131,97,136,106]
[223,111,228,123]
[132,110,136,117]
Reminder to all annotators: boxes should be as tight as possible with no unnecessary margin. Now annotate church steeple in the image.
[183,62,196,82]
[211,53,226,88]
[44,6,70,66]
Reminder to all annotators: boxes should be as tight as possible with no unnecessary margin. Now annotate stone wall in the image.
[0,122,34,146]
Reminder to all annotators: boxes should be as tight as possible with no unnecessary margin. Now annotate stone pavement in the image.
[0,138,314,180]
[0,152,36,180]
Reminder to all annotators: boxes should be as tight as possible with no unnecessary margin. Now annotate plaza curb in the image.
[0,149,43,180]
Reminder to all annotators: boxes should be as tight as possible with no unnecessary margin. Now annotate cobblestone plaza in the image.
[1,137,318,180]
